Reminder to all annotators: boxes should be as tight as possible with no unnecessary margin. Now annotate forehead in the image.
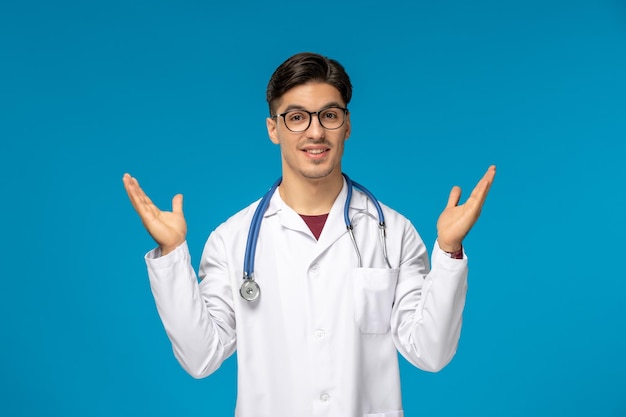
[274,82,345,112]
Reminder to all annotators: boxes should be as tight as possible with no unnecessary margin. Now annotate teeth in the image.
[307,149,325,154]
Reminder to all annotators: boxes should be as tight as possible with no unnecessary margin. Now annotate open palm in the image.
[436,165,496,253]
[122,173,187,255]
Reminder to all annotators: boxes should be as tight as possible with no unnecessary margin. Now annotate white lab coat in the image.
[145,179,468,417]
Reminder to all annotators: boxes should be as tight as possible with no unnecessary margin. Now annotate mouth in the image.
[303,148,329,155]
[301,144,331,156]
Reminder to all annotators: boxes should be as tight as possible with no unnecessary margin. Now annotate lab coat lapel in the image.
[264,188,312,237]
[315,179,369,257]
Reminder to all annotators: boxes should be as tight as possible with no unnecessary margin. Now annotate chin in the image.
[300,166,338,181]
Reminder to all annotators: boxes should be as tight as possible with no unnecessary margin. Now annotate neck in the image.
[279,172,344,215]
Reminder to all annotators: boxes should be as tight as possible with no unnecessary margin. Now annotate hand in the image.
[436,165,496,252]
[122,173,187,256]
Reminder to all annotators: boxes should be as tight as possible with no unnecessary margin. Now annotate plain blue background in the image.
[1,0,625,415]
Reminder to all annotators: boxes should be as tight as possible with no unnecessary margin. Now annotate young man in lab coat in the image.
[123,52,496,417]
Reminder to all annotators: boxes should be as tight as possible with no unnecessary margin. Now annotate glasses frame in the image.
[272,106,349,133]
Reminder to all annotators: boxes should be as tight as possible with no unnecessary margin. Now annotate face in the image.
[266,82,351,184]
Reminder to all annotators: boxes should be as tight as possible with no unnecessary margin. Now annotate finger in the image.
[132,176,157,208]
[467,165,496,208]
[446,186,462,208]
[172,194,184,214]
[122,173,135,195]
[479,165,497,195]
[482,165,496,193]
[123,175,158,218]
[123,174,143,211]
[126,176,147,211]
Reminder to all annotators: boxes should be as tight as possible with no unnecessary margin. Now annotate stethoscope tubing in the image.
[243,177,282,280]
[343,174,392,269]
[241,174,391,301]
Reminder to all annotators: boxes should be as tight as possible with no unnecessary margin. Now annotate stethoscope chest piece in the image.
[240,280,260,302]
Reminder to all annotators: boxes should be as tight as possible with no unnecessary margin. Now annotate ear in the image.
[344,112,351,140]
[266,117,280,145]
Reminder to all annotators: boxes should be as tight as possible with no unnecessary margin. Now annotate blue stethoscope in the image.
[240,173,392,301]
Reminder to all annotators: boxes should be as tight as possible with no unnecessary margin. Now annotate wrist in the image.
[437,239,462,253]
[159,242,182,256]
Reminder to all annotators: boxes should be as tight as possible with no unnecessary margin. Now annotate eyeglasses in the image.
[272,106,348,132]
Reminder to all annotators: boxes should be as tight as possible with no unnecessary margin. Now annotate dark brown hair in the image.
[266,52,352,115]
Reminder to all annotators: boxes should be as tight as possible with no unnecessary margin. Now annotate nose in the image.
[306,113,325,138]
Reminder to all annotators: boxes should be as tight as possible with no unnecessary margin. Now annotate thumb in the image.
[172,194,184,214]
[446,186,462,208]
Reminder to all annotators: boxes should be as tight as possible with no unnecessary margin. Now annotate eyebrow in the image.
[281,101,344,113]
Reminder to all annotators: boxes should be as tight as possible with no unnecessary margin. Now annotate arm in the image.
[391,227,468,372]
[146,238,236,378]
[123,174,236,378]
[391,165,496,371]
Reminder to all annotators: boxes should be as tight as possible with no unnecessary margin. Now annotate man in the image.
[123,52,496,417]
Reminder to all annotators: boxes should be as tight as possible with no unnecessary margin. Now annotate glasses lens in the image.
[283,110,311,132]
[319,107,345,130]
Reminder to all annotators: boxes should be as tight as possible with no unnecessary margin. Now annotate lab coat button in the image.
[310,263,320,272]
[314,329,326,339]
[320,393,330,402]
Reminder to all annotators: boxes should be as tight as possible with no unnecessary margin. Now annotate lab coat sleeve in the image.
[390,221,468,372]
[145,237,237,379]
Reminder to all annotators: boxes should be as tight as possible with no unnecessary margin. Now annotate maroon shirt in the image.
[299,213,329,240]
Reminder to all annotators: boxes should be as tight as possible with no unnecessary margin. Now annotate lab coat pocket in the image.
[352,268,399,334]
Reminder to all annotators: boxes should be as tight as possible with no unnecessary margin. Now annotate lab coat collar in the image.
[262,177,372,244]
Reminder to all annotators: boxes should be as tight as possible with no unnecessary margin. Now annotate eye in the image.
[321,109,340,119]
[287,111,307,122]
